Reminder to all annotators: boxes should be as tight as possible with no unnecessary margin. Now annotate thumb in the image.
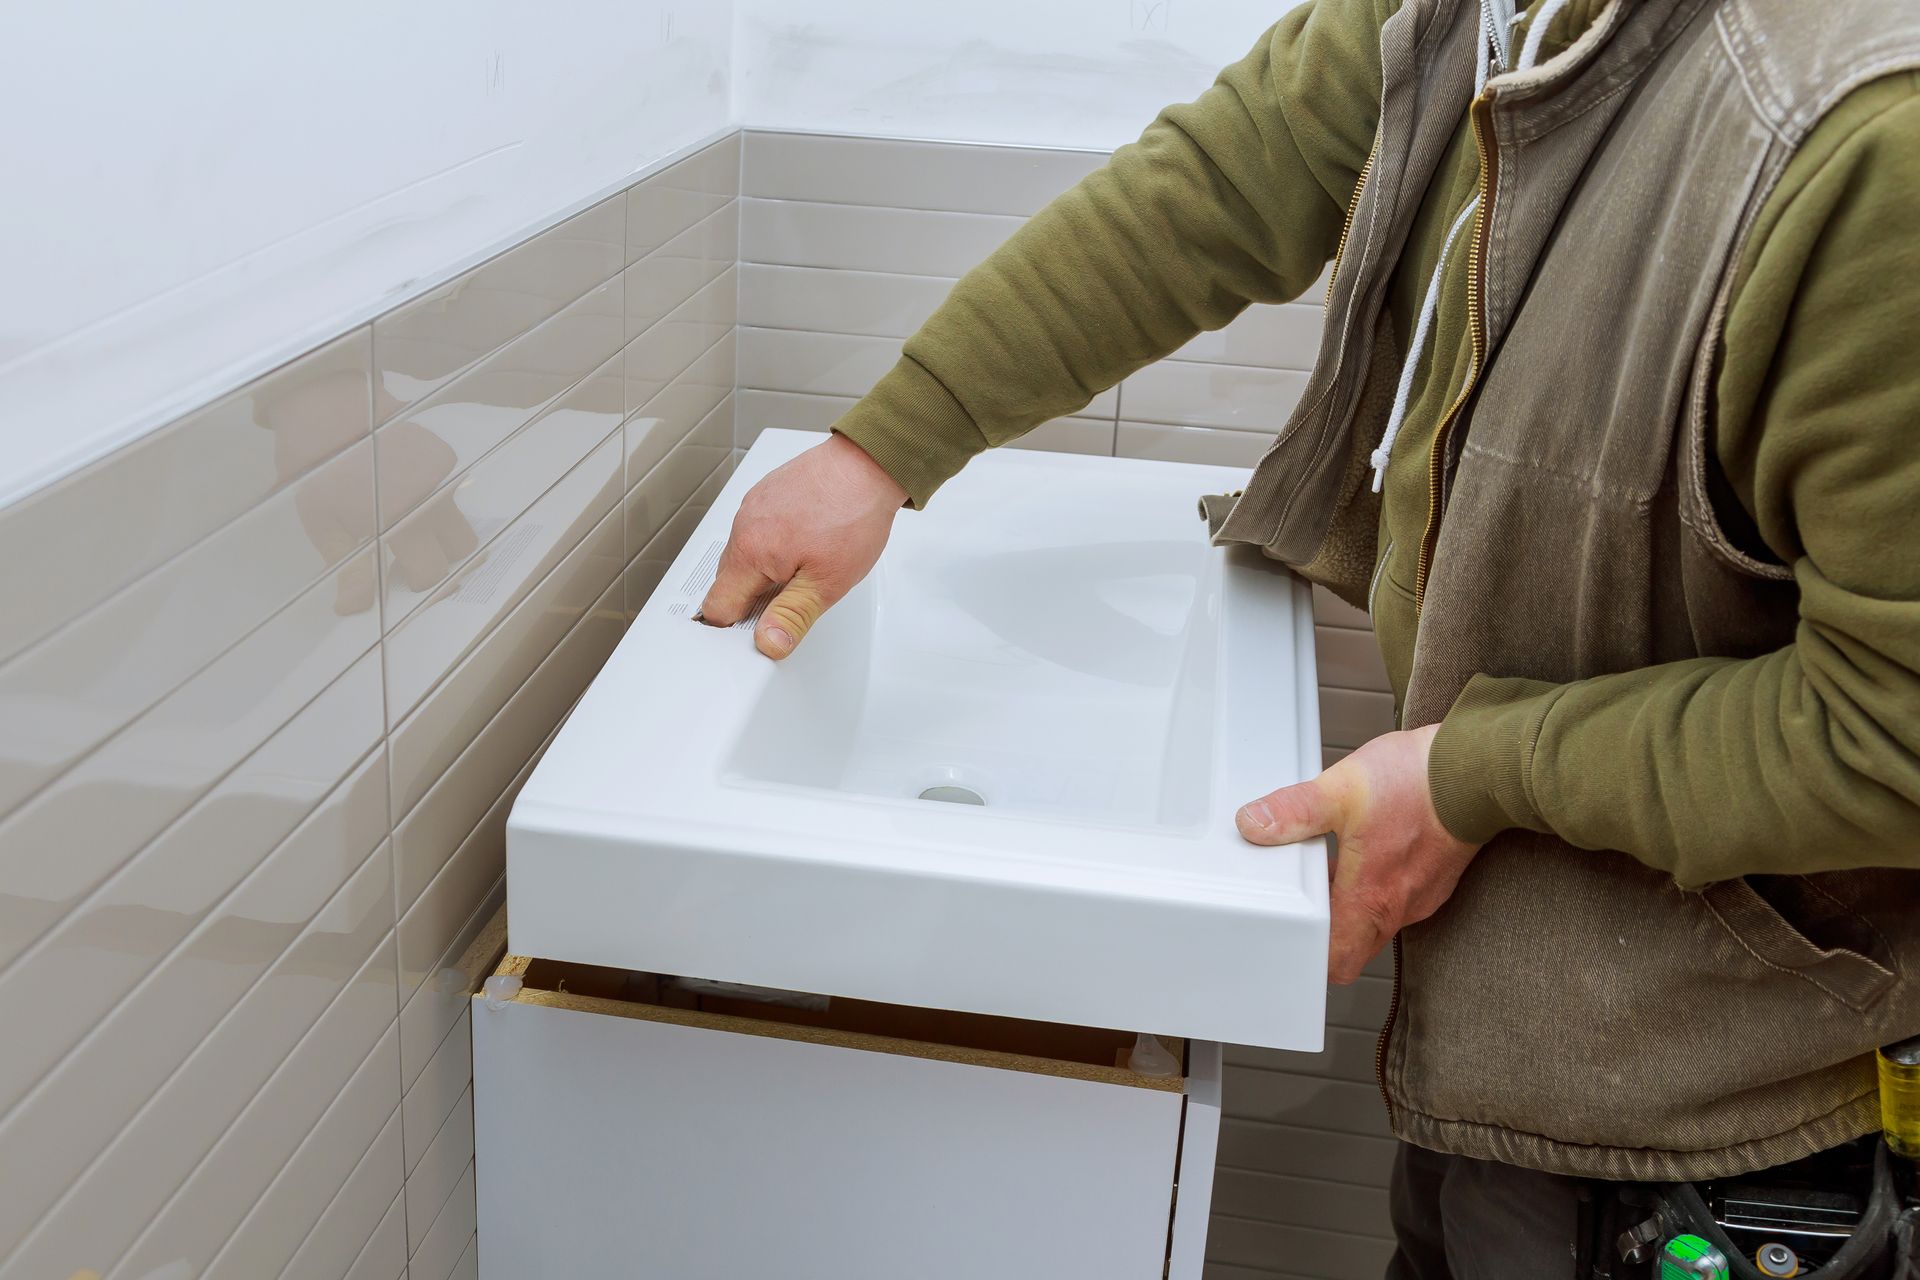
[756,569,831,660]
[1236,775,1344,846]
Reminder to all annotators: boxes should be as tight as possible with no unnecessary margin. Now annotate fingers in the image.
[756,569,831,659]
[699,540,774,627]
[1235,775,1344,846]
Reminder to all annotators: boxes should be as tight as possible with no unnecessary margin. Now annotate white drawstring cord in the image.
[1365,0,1573,494]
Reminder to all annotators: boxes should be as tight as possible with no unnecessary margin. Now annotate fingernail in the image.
[764,626,794,654]
[1239,801,1272,830]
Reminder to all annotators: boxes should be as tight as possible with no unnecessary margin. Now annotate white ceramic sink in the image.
[508,430,1329,1050]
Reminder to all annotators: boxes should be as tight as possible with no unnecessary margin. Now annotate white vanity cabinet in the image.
[472,432,1326,1277]
[472,955,1222,1279]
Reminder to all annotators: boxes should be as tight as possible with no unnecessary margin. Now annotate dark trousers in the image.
[1385,1143,1591,1280]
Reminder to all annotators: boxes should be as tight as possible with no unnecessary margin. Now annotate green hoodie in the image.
[831,0,1920,884]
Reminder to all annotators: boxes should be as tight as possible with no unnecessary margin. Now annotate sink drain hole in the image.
[918,784,987,807]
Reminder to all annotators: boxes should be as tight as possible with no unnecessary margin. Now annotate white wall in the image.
[732,0,1283,151]
[0,0,732,507]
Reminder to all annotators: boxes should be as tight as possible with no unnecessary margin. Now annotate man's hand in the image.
[699,434,908,659]
[1236,725,1482,984]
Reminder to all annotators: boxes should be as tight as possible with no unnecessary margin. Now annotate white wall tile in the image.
[1121,358,1310,433]
[739,262,954,340]
[743,131,1104,217]
[1117,421,1269,468]
[1173,302,1324,371]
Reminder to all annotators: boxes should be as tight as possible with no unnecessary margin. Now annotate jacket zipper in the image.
[1374,934,1404,1122]
[1328,142,1379,294]
[1413,91,1499,613]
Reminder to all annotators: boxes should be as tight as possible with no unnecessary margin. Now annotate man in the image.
[701,0,1920,1272]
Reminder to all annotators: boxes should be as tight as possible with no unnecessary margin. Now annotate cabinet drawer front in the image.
[474,996,1185,1279]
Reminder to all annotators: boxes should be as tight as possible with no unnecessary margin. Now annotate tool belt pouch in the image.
[1623,1143,1910,1280]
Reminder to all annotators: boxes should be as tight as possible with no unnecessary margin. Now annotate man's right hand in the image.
[698,433,908,659]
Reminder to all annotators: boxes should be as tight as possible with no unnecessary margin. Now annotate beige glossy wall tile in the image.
[736,387,855,440]
[0,331,371,666]
[1315,624,1393,694]
[1313,582,1372,629]
[740,198,1023,277]
[0,436,373,815]
[376,277,625,529]
[392,580,621,924]
[625,436,734,557]
[738,326,1118,417]
[381,352,622,628]
[626,461,733,616]
[626,337,735,486]
[1319,686,1396,750]
[1214,1118,1397,1188]
[738,262,954,339]
[404,1085,474,1252]
[195,1033,400,1280]
[627,134,741,265]
[1226,1070,1396,1140]
[382,433,621,721]
[404,1006,472,1176]
[341,1192,409,1280]
[1210,1167,1393,1239]
[375,197,623,422]
[411,1160,477,1280]
[398,879,503,1093]
[1121,358,1310,433]
[1226,1028,1383,1084]
[0,546,380,970]
[1172,301,1324,371]
[1116,421,1268,468]
[388,507,622,817]
[282,1109,405,1280]
[0,906,396,1273]
[450,1231,480,1280]
[744,131,1104,217]
[0,685,385,1121]
[1325,974,1394,1032]
[623,268,737,414]
[1205,1216,1396,1280]
[625,201,738,340]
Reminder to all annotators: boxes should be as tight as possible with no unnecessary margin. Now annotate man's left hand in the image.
[1236,725,1483,984]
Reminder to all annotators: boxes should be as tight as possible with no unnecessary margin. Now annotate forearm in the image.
[837,0,1389,505]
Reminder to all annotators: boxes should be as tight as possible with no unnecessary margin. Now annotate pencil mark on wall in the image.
[1131,0,1171,32]
[487,53,506,93]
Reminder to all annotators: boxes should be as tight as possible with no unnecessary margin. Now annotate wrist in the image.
[825,431,909,509]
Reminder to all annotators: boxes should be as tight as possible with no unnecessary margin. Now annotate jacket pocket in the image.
[1700,875,1898,1014]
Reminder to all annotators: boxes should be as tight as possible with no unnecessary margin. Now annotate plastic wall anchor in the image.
[1128,1032,1180,1078]
[482,974,523,1010]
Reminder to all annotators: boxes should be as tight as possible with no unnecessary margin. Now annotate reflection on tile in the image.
[0,877,396,1272]
[405,1085,474,1252]
[0,547,381,969]
[376,278,625,530]
[1172,301,1324,370]
[738,327,1118,416]
[0,437,375,815]
[0,330,372,666]
[404,1006,472,1176]
[622,268,736,417]
[627,337,734,487]
[375,198,623,422]
[283,1108,405,1280]
[392,581,621,923]
[627,134,741,265]
[625,201,738,340]
[1120,359,1309,433]
[0,670,385,1119]
[625,439,731,556]
[197,1033,400,1280]
[743,131,1104,217]
[1117,421,1268,468]
[738,262,954,340]
[382,352,622,628]
[389,508,621,815]
[740,198,1022,277]
[382,434,621,722]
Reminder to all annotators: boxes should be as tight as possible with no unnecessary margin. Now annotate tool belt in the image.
[1579,1140,1917,1280]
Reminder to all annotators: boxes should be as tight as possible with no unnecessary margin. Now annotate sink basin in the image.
[508,430,1329,1050]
